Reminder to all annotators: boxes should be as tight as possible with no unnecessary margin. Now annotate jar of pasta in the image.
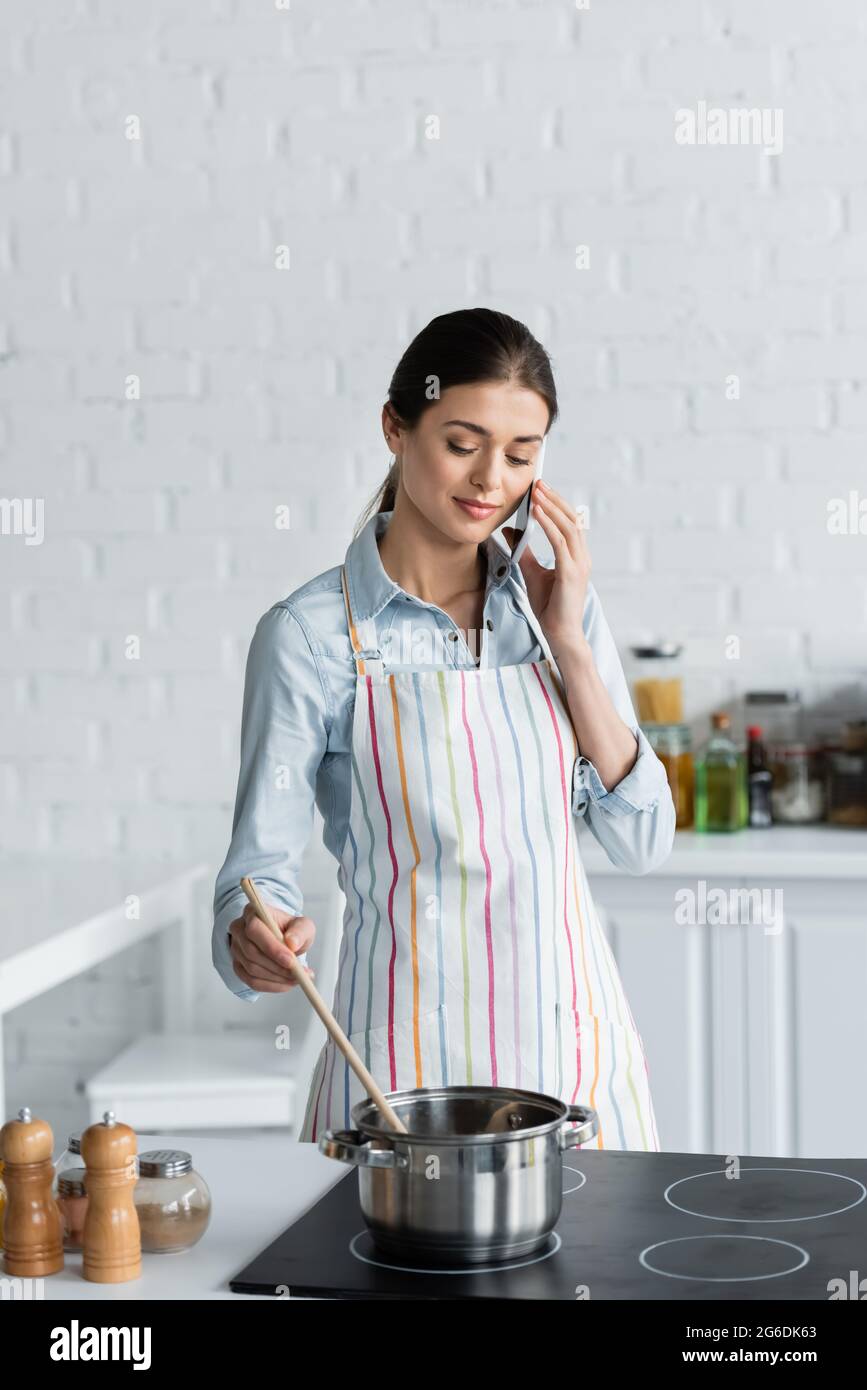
[628,644,685,725]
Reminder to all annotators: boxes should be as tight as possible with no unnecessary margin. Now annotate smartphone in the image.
[506,434,547,563]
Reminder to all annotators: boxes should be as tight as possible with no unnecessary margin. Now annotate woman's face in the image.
[385,381,549,543]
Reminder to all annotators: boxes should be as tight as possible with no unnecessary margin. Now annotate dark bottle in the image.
[747,724,773,828]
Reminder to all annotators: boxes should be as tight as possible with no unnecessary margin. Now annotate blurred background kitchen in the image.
[2,0,866,1179]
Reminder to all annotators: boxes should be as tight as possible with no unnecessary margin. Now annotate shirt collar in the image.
[343,508,517,623]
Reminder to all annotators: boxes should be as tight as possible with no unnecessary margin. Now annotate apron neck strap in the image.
[509,580,557,667]
[340,565,385,679]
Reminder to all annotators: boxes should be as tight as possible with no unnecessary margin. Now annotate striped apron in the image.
[298,564,660,1151]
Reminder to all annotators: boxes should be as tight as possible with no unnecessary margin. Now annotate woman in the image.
[212,308,675,1150]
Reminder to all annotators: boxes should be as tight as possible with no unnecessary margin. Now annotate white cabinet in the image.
[578,827,867,1159]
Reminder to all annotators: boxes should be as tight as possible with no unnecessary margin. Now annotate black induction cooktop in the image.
[229,1149,867,1301]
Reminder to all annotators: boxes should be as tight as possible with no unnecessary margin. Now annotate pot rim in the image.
[351,1084,578,1146]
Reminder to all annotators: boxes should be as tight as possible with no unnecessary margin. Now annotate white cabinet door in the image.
[783,882,867,1159]
[586,872,867,1159]
[587,875,707,1155]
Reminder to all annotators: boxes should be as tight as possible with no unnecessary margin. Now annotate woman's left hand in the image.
[502,480,591,661]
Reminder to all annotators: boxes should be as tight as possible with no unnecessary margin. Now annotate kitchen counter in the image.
[12,1129,867,1303]
[8,1130,345,1300]
[578,822,867,878]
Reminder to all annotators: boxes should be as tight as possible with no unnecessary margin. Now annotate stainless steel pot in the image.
[318,1085,598,1265]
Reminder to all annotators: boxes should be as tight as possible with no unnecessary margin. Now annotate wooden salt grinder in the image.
[0,1106,64,1277]
[81,1109,141,1283]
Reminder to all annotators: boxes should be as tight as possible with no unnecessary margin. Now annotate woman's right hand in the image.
[228,904,317,993]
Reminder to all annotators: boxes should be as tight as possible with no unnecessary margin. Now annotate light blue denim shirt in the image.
[212,509,676,1001]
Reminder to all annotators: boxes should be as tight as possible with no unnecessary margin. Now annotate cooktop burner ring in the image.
[348,1228,562,1276]
[562,1163,587,1195]
[664,1166,867,1224]
[639,1234,810,1283]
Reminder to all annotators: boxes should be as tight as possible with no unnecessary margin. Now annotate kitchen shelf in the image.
[85,1032,297,1130]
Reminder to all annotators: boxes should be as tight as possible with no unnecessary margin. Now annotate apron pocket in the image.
[344,1003,451,1114]
[555,1003,658,1149]
[555,1003,650,1091]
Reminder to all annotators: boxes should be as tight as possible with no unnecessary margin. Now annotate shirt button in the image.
[448,631,458,641]
[496,566,507,578]
[486,619,493,630]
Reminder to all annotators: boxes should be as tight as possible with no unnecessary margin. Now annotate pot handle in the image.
[318,1128,409,1169]
[558,1105,599,1151]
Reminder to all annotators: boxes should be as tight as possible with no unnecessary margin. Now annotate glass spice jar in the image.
[645,722,694,829]
[825,719,867,827]
[57,1167,88,1251]
[768,742,825,824]
[744,691,804,748]
[134,1149,212,1253]
[52,1130,83,1199]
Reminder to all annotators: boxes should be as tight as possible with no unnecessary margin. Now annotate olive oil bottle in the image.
[695,711,747,832]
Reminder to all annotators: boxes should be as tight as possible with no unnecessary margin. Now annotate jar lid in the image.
[138,1149,193,1177]
[645,722,692,750]
[58,1167,87,1197]
[630,643,682,659]
[745,690,801,705]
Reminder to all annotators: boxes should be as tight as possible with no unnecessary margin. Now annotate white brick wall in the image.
[2,0,867,1133]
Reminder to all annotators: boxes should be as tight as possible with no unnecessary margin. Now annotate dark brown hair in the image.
[354,307,558,535]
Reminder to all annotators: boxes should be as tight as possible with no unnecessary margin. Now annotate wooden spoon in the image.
[240,877,408,1135]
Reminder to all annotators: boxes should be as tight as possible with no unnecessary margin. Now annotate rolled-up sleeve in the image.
[570,583,676,874]
[212,602,330,1001]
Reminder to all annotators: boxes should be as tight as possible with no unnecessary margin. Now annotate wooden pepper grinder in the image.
[0,1106,64,1277]
[81,1110,141,1283]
